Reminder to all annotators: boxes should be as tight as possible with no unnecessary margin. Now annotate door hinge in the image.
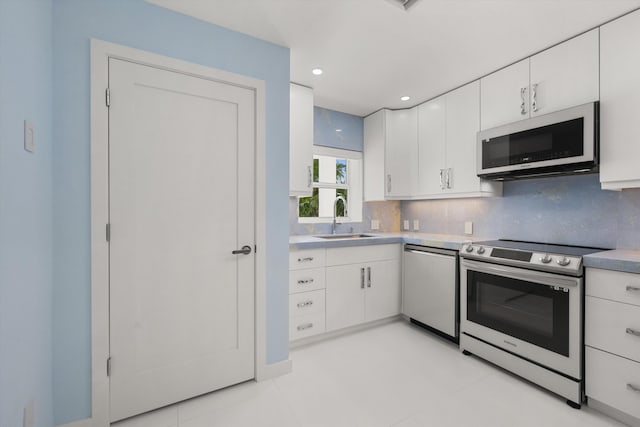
[106,223,111,242]
[105,88,111,107]
[107,356,112,377]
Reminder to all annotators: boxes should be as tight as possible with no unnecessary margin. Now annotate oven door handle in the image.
[462,259,579,289]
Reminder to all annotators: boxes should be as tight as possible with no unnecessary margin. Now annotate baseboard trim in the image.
[56,418,93,427]
[256,358,292,381]
[588,398,640,427]
[290,316,402,349]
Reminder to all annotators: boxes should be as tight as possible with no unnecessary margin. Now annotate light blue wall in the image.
[0,1,53,427]
[314,106,364,151]
[52,1,290,424]
[402,174,640,249]
[291,107,398,235]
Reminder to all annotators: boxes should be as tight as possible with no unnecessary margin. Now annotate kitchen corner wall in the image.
[402,173,640,250]
[52,1,289,424]
[290,107,401,235]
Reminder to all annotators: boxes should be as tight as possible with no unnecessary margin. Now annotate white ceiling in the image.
[148,0,640,117]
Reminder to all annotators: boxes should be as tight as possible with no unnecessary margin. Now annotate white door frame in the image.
[89,39,269,427]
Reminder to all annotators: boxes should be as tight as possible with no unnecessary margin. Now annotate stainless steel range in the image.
[459,239,606,409]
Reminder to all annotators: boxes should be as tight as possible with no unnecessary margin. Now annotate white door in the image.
[385,108,418,198]
[108,58,255,422]
[365,260,401,322]
[445,81,481,194]
[325,264,366,331]
[417,96,446,196]
[480,58,530,130]
[529,28,599,117]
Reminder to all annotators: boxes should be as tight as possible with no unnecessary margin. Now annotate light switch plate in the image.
[464,221,473,235]
[403,220,410,231]
[371,219,380,230]
[24,120,35,153]
[413,220,420,231]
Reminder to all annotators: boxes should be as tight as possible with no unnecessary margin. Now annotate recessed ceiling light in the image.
[335,129,342,132]
[312,68,323,76]
[400,96,411,101]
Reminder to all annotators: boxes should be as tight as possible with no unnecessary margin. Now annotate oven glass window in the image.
[467,271,569,356]
[481,117,584,169]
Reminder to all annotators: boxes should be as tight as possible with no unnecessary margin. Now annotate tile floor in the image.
[113,320,624,427]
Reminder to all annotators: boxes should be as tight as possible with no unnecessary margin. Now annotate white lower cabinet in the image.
[585,267,640,425]
[289,249,327,341]
[290,244,401,340]
[325,244,401,332]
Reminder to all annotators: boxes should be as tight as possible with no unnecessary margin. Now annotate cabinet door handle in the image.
[520,87,528,115]
[297,278,314,285]
[626,328,640,337]
[361,267,365,289]
[627,383,640,393]
[626,286,640,292]
[532,83,539,113]
[446,168,452,189]
[297,300,313,308]
[307,165,313,188]
[386,174,392,193]
[297,323,313,331]
[367,266,371,288]
[297,257,314,262]
[439,169,444,190]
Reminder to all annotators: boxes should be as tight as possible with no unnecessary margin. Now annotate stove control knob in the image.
[557,257,571,267]
[477,246,486,254]
[540,254,552,264]
[465,245,474,253]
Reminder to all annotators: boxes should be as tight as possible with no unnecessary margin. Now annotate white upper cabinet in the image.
[418,81,502,198]
[417,96,446,196]
[481,29,599,130]
[480,59,530,130]
[529,28,599,117]
[600,11,640,190]
[363,109,386,201]
[384,107,418,199]
[289,83,314,196]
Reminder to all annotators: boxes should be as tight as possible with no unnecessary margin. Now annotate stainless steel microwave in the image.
[477,102,599,180]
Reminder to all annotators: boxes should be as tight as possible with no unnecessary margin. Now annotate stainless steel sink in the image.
[314,234,375,239]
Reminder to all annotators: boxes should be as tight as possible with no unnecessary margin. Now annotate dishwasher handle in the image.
[404,244,458,258]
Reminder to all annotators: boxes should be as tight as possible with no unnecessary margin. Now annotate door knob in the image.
[232,245,252,255]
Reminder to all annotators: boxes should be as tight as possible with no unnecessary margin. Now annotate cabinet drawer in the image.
[289,313,325,341]
[326,244,400,266]
[289,248,326,270]
[586,268,640,307]
[289,268,325,294]
[289,290,325,318]
[586,347,640,420]
[586,296,640,362]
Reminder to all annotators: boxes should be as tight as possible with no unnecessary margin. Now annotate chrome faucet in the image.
[332,195,347,235]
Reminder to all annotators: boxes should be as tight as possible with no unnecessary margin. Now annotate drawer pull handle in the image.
[297,278,314,285]
[298,257,314,262]
[297,300,313,308]
[627,383,640,393]
[297,323,313,331]
[627,286,640,292]
[626,328,640,337]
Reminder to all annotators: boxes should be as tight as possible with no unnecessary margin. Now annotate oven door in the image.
[461,259,582,379]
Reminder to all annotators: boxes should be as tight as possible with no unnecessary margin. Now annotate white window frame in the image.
[298,146,363,224]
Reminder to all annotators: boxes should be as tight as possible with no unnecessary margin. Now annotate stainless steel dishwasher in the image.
[402,244,459,341]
